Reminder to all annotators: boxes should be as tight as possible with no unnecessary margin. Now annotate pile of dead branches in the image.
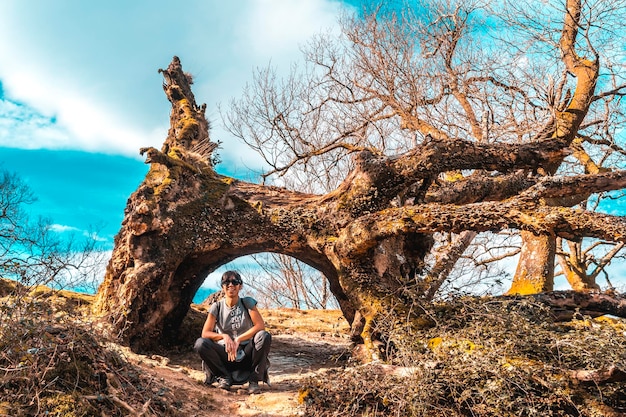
[299,295,626,416]
[0,283,186,417]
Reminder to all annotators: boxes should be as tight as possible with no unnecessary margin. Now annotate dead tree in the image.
[92,55,626,356]
[224,0,626,296]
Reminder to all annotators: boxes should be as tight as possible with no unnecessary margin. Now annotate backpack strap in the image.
[241,296,255,320]
[212,299,224,333]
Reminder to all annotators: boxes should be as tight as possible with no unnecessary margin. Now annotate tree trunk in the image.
[557,240,600,291]
[507,232,555,295]
[508,0,599,295]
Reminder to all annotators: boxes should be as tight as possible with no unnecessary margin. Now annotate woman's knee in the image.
[194,337,216,353]
[193,338,205,353]
[254,331,271,348]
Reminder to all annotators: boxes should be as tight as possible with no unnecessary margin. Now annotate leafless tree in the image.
[0,170,106,315]
[239,253,338,309]
[224,0,626,298]
[95,2,626,355]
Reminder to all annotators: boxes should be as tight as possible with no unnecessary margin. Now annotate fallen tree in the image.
[93,0,626,357]
[93,56,625,354]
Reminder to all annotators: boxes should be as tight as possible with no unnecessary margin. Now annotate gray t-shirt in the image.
[208,297,257,345]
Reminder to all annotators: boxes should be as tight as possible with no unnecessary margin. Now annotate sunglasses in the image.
[222,279,242,286]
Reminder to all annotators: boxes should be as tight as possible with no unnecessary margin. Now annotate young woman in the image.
[194,271,271,394]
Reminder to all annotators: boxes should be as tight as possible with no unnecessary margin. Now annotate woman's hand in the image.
[222,334,240,361]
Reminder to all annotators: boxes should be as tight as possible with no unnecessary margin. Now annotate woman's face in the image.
[222,278,242,296]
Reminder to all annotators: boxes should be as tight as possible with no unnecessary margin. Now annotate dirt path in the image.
[127,310,353,417]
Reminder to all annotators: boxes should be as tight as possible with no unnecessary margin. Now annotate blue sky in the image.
[0,0,350,250]
[0,0,357,295]
[1,1,624,293]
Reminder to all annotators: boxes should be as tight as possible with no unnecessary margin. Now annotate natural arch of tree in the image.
[93,0,626,356]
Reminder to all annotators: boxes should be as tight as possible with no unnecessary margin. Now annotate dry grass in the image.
[0,281,188,417]
[298,296,626,416]
[261,308,350,335]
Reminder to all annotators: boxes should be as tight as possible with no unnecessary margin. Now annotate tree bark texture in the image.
[529,291,626,322]
[507,232,555,295]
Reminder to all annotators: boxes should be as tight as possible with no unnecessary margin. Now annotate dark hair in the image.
[221,270,243,285]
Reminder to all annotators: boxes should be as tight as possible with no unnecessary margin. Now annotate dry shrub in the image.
[0,286,186,417]
[300,296,626,416]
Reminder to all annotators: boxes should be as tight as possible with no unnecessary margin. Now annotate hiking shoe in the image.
[217,377,231,391]
[248,381,261,394]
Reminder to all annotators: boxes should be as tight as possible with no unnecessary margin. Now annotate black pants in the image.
[194,331,271,385]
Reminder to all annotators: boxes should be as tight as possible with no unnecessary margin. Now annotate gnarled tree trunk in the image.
[507,232,555,295]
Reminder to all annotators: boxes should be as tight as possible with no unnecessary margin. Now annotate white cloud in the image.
[0,99,68,148]
[50,224,109,244]
[0,0,349,167]
[238,0,342,62]
[49,224,80,233]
